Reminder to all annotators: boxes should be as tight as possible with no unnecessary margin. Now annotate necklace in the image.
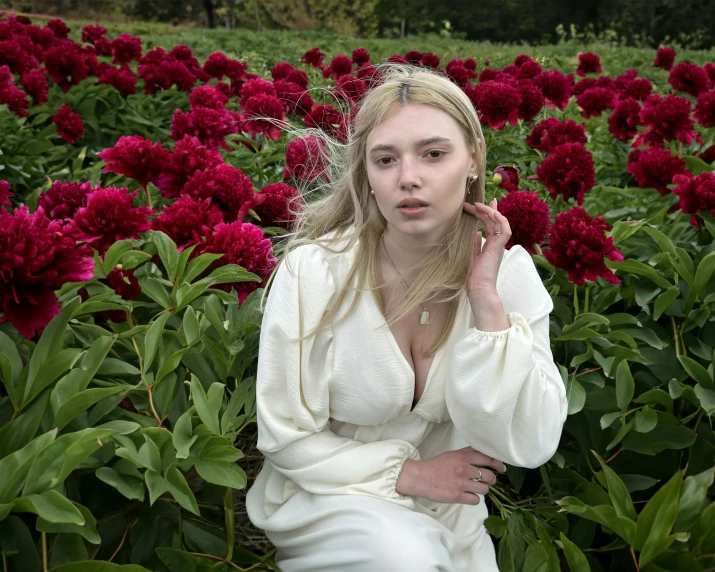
[380,231,430,326]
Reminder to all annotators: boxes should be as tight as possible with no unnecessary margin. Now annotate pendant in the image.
[420,309,430,326]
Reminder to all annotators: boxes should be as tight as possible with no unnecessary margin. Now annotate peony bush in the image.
[1,12,715,572]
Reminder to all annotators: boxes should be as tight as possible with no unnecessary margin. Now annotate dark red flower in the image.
[304,104,343,139]
[325,55,353,80]
[356,64,383,88]
[654,46,676,70]
[634,94,697,148]
[577,52,602,76]
[19,68,48,105]
[526,118,587,153]
[622,77,653,101]
[0,36,39,75]
[68,187,153,254]
[0,205,95,338]
[694,91,715,128]
[473,80,521,130]
[446,62,471,87]
[138,47,197,94]
[673,172,715,225]
[97,64,136,97]
[0,180,13,208]
[242,93,285,140]
[576,87,616,118]
[43,40,89,93]
[81,24,108,45]
[53,104,84,144]
[333,74,368,105]
[169,45,209,83]
[283,135,329,182]
[301,47,325,69]
[352,48,371,67]
[252,182,304,230]
[534,142,595,205]
[608,97,642,142]
[533,70,573,110]
[170,107,242,151]
[38,180,94,220]
[197,221,277,304]
[110,33,142,65]
[97,267,140,322]
[156,135,224,199]
[94,37,112,57]
[0,78,29,117]
[497,191,551,254]
[516,82,544,121]
[542,206,623,285]
[479,68,498,83]
[152,195,223,250]
[627,148,688,195]
[518,60,542,80]
[574,78,596,97]
[181,164,265,223]
[285,68,309,89]
[422,53,442,69]
[699,144,715,164]
[274,79,314,116]
[47,18,70,39]
[97,135,169,189]
[189,84,229,110]
[203,51,230,79]
[493,165,521,192]
[668,63,712,97]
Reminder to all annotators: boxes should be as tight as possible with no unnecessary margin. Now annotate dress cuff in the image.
[389,444,421,505]
[470,311,527,340]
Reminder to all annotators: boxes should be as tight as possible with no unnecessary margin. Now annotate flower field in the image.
[1,11,715,572]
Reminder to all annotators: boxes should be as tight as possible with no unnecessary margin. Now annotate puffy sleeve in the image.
[255,244,422,508]
[445,245,568,469]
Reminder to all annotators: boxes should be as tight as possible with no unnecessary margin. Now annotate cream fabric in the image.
[245,230,568,571]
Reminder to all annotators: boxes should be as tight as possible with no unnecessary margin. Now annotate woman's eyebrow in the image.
[369,136,452,154]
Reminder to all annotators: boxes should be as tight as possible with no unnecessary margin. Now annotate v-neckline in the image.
[369,289,465,413]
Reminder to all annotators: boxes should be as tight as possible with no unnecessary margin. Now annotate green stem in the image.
[41,532,48,572]
[539,465,553,498]
[672,317,680,356]
[224,487,235,562]
[573,287,580,317]
[584,284,591,313]
[2,551,7,572]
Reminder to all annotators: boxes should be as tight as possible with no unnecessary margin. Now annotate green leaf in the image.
[172,407,196,460]
[616,361,635,413]
[118,249,153,270]
[138,276,171,308]
[36,502,100,544]
[634,406,658,433]
[143,311,171,373]
[199,437,244,463]
[694,385,715,417]
[149,230,179,282]
[565,371,586,415]
[678,356,714,390]
[0,390,51,458]
[96,467,145,501]
[592,450,636,520]
[634,389,674,414]
[96,358,140,376]
[154,347,191,386]
[559,533,590,572]
[144,470,167,505]
[182,306,200,345]
[138,434,162,474]
[50,562,152,571]
[0,429,57,504]
[654,287,680,321]
[674,467,715,532]
[182,253,224,284]
[634,471,682,567]
[53,386,127,430]
[694,251,715,299]
[605,259,672,289]
[194,460,247,489]
[165,466,200,515]
[623,412,696,455]
[555,496,635,543]
[102,239,136,275]
[13,490,84,524]
[683,154,714,175]
[0,330,23,407]
[190,375,222,435]
[24,349,83,407]
[175,244,197,283]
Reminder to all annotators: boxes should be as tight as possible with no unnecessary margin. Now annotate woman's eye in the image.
[427,150,444,159]
[376,151,444,165]
[377,157,392,165]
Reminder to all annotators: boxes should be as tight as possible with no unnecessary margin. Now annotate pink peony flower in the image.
[324,55,353,80]
[0,78,29,117]
[0,205,95,338]
[672,172,715,226]
[239,78,277,107]
[668,62,711,97]
[69,187,152,254]
[333,74,368,105]
[53,104,84,144]
[654,46,676,70]
[622,77,653,101]
[608,97,642,142]
[252,182,304,229]
[627,148,688,195]
[181,164,265,223]
[97,135,170,189]
[197,221,277,304]
[151,195,223,250]
[633,94,698,148]
[189,83,229,110]
[156,135,224,199]
[38,180,94,220]
[694,91,715,128]
[534,142,595,205]
[542,206,623,285]
[203,51,230,79]
[526,118,587,153]
[497,190,551,254]
[577,52,602,76]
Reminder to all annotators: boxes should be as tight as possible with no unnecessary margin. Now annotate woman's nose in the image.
[398,157,419,188]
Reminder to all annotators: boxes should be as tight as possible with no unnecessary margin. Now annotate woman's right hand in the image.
[397,446,506,505]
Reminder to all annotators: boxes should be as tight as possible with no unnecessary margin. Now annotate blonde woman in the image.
[245,63,568,571]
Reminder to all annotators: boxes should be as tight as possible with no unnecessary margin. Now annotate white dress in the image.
[245,230,569,572]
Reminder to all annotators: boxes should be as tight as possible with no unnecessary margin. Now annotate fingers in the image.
[467,449,507,473]
[463,200,512,239]
[468,466,497,485]
[466,480,491,497]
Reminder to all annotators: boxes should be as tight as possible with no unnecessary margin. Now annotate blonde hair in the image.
[259,62,487,357]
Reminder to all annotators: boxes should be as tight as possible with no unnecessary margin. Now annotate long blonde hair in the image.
[259,62,487,356]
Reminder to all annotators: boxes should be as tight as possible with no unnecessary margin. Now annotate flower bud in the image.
[493,165,520,192]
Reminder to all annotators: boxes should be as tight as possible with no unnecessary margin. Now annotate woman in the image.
[245,63,568,571]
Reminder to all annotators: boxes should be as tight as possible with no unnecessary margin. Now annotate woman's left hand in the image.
[462,198,512,297]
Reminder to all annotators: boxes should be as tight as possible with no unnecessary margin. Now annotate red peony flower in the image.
[0,78,29,117]
[672,172,715,226]
[181,163,265,223]
[493,165,521,192]
[0,205,95,338]
[197,221,277,304]
[301,47,325,69]
[526,118,587,153]
[633,94,697,148]
[98,135,169,189]
[274,79,314,116]
[577,52,602,76]
[705,63,715,85]
[239,77,277,107]
[68,187,153,254]
[333,74,368,105]
[516,82,544,121]
[304,104,343,139]
[654,46,676,70]
[151,195,223,250]
[285,68,309,89]
[170,45,210,83]
[497,190,551,254]
[203,51,230,79]
[53,104,84,144]
[608,97,642,142]
[699,144,715,164]
[283,135,329,182]
[156,135,224,198]
[542,206,623,285]
[0,180,13,208]
[43,40,89,93]
[97,64,136,97]
[534,142,595,205]
[533,70,573,110]
[252,182,304,229]
[694,91,715,128]
[47,18,70,39]
[110,33,142,65]
[325,55,353,80]
[518,60,543,80]
[622,77,653,101]
[472,80,521,130]
[668,62,712,97]
[38,180,94,220]
[94,37,112,57]
[170,106,243,151]
[97,267,140,322]
[138,47,197,94]
[242,93,285,140]
[20,68,48,105]
[352,47,371,67]
[189,83,229,110]
[627,148,688,195]
[81,24,108,45]
[576,87,616,118]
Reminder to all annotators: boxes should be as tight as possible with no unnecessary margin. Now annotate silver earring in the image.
[370,190,374,194]
[470,174,478,181]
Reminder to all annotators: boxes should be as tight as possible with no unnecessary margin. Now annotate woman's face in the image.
[365,102,478,242]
